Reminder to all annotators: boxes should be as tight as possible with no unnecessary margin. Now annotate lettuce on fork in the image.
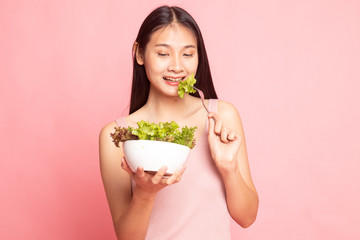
[111,120,197,149]
[177,74,197,98]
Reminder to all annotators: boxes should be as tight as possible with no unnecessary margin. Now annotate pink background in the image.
[1,0,359,239]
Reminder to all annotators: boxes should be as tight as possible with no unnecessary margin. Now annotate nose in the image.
[168,54,184,73]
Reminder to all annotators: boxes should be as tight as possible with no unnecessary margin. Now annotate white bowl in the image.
[123,140,190,174]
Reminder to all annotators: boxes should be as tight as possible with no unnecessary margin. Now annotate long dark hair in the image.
[129,5,218,114]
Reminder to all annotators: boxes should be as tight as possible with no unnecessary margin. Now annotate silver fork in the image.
[193,86,210,113]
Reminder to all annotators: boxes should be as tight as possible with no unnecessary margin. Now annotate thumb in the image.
[121,157,134,177]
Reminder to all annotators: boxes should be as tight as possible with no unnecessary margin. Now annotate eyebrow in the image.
[154,43,196,49]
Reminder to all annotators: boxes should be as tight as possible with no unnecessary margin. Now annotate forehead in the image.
[148,23,197,47]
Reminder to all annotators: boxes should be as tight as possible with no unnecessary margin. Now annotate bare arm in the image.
[99,121,185,239]
[208,101,259,228]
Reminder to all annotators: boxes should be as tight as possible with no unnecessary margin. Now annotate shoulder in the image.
[216,99,241,121]
[215,99,245,133]
[99,121,119,141]
[99,120,123,159]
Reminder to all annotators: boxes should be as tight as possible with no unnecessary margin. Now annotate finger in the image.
[208,112,223,136]
[121,157,134,177]
[176,166,186,181]
[176,175,183,182]
[208,112,216,137]
[136,166,145,178]
[228,130,236,141]
[152,166,167,184]
[166,166,186,185]
[220,127,230,143]
[214,119,223,135]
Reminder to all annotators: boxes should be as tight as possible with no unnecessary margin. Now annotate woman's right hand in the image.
[120,157,186,200]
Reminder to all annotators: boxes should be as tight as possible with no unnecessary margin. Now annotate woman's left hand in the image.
[208,112,242,175]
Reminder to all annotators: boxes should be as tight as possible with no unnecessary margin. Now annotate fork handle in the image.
[193,86,210,113]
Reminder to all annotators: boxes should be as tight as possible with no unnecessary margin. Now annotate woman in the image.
[99,6,258,240]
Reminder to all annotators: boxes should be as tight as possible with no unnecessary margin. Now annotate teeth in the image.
[164,77,184,82]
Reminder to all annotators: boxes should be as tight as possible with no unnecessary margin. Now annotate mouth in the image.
[163,76,185,82]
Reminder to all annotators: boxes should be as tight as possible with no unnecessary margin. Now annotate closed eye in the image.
[158,53,169,57]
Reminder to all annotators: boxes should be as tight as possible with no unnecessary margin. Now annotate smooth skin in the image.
[99,23,258,240]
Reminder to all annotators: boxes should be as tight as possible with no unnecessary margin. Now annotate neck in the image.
[143,89,194,123]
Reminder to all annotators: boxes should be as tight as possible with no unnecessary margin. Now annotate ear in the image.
[132,42,144,65]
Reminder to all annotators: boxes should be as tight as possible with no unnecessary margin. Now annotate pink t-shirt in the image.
[116,99,231,240]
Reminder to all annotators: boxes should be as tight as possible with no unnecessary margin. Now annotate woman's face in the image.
[138,23,198,97]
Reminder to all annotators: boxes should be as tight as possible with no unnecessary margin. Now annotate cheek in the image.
[144,57,167,74]
[184,58,198,72]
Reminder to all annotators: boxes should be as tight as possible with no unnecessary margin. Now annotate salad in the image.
[111,120,196,149]
[111,74,198,149]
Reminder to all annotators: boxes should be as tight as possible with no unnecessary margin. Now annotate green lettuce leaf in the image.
[111,120,197,149]
[178,73,197,98]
